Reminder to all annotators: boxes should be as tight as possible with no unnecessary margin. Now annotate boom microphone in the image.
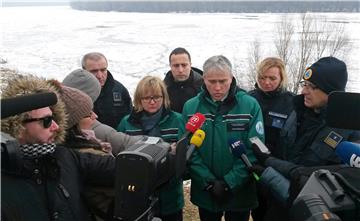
[186,129,205,160]
[1,92,58,119]
[229,139,260,181]
[182,113,206,139]
[335,141,360,168]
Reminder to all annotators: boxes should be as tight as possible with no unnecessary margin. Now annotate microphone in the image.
[335,141,360,168]
[229,139,260,181]
[1,92,58,119]
[186,129,205,160]
[182,113,206,139]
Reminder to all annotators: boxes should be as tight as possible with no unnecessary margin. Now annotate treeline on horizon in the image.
[70,1,359,13]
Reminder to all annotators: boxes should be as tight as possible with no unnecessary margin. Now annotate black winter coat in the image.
[164,68,203,113]
[94,71,132,129]
[1,146,115,221]
[280,95,360,166]
[249,86,294,158]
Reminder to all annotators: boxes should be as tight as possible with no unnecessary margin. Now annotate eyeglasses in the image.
[23,116,54,128]
[300,81,318,90]
[141,95,163,103]
[89,68,107,74]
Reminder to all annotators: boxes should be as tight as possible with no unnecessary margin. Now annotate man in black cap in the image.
[251,57,360,221]
[277,56,360,166]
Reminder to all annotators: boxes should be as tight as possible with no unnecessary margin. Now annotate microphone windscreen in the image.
[185,112,206,133]
[335,141,360,167]
[327,92,360,130]
[190,129,205,147]
[1,92,58,119]
[228,139,246,158]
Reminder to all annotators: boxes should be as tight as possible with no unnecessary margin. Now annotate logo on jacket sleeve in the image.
[255,121,264,135]
[324,131,343,149]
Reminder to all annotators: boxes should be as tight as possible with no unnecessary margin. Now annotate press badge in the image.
[324,131,343,149]
[269,111,288,129]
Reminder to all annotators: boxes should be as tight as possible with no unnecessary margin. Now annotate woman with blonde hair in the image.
[248,57,294,221]
[117,75,184,221]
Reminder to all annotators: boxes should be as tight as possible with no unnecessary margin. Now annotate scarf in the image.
[140,107,163,137]
[20,143,56,158]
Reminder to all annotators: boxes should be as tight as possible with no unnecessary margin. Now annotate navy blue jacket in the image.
[249,86,294,158]
[94,71,132,129]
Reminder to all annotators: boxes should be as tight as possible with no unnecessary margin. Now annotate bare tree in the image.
[246,39,261,89]
[233,39,261,90]
[245,13,351,94]
[275,15,294,65]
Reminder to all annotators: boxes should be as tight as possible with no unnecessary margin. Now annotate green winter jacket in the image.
[181,80,265,212]
[117,108,184,215]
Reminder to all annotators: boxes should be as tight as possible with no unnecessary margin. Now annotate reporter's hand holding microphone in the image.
[228,137,272,181]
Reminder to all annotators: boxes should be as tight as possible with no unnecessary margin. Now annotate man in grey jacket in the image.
[62,69,143,154]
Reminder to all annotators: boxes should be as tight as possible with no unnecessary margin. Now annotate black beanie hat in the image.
[303,57,347,94]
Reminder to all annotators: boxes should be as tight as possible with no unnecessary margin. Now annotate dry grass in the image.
[183,185,200,221]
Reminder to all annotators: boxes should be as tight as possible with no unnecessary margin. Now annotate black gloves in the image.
[252,143,271,165]
[205,180,231,204]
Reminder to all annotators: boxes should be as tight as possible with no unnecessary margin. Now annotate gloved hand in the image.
[252,143,271,165]
[205,180,231,204]
[249,164,265,177]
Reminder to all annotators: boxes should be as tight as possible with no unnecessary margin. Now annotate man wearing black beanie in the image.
[250,57,360,221]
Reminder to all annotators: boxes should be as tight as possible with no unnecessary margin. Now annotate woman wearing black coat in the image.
[248,57,294,221]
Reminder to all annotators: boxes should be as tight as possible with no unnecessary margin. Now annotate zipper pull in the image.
[58,184,70,198]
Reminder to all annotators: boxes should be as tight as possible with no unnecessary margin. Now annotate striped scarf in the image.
[20,143,56,158]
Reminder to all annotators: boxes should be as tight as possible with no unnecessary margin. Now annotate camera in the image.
[290,169,359,221]
[113,136,190,221]
[290,92,360,221]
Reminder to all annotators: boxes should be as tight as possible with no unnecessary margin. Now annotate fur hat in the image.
[58,85,93,129]
[303,57,348,94]
[1,72,67,143]
[62,69,101,102]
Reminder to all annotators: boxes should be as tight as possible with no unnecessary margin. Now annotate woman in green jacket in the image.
[181,55,265,221]
[117,76,184,221]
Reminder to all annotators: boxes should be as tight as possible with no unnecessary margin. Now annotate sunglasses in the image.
[23,116,54,129]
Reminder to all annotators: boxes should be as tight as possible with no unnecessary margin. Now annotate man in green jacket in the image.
[181,55,265,221]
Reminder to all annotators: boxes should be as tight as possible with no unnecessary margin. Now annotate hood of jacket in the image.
[1,74,67,143]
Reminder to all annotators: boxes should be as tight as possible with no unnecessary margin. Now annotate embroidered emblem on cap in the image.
[303,68,312,80]
[324,131,343,149]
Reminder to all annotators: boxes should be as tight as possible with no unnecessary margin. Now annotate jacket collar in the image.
[201,77,241,114]
[128,106,171,127]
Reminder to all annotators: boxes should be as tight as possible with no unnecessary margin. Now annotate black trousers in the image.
[198,207,250,221]
[158,209,183,221]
